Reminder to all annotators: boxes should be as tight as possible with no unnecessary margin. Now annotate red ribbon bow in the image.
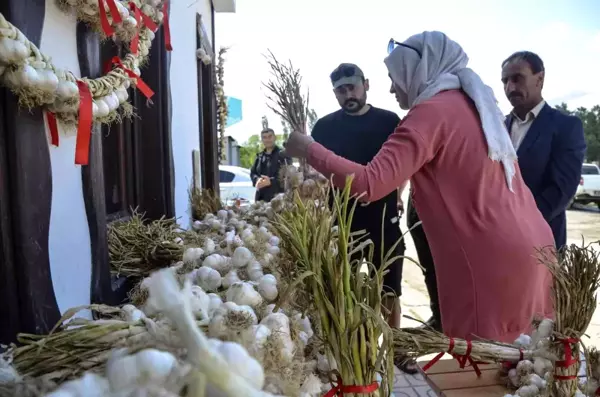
[323,372,379,397]
[554,337,580,381]
[422,338,482,377]
[129,3,158,55]
[45,111,60,147]
[109,56,154,100]
[98,0,123,37]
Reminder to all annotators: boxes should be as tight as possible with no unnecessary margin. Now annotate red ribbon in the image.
[554,337,580,381]
[162,0,173,51]
[98,0,114,36]
[422,338,482,377]
[97,0,123,36]
[105,0,122,25]
[75,81,93,165]
[501,349,524,369]
[110,56,154,99]
[129,3,158,55]
[45,111,59,147]
[323,373,378,397]
[129,4,142,54]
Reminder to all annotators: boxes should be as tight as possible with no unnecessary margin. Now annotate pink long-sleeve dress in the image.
[307,90,554,342]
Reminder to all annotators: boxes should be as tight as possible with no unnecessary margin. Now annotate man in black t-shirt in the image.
[311,64,413,370]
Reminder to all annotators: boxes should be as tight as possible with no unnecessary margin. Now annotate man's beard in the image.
[343,97,366,114]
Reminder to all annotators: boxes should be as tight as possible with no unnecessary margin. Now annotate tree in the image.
[557,103,600,162]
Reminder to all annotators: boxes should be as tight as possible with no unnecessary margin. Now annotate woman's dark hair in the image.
[502,51,545,74]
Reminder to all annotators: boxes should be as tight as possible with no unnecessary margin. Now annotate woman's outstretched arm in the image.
[306,108,438,202]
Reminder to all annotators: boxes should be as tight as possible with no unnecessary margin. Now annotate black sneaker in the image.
[421,316,442,332]
[395,355,419,375]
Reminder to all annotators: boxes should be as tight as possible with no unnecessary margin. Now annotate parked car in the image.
[571,163,600,208]
[219,165,256,207]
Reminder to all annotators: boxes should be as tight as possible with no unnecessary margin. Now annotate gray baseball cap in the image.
[330,63,365,89]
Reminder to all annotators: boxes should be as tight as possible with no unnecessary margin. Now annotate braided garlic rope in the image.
[0,0,164,125]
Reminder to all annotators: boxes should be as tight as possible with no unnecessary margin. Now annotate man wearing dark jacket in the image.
[250,128,290,202]
[501,51,586,249]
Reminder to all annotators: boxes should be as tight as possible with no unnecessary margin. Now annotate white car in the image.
[572,163,600,209]
[219,165,256,207]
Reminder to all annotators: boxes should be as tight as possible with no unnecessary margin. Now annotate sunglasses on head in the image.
[387,38,422,57]
[330,65,358,83]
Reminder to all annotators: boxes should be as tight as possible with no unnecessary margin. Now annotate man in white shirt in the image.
[501,51,586,248]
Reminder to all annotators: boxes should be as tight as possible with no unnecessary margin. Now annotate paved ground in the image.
[392,194,600,396]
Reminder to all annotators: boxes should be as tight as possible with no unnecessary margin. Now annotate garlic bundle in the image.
[183,247,204,264]
[226,282,263,307]
[209,301,258,338]
[144,269,277,396]
[0,356,21,384]
[121,304,146,322]
[203,254,230,274]
[260,312,295,363]
[106,348,178,391]
[257,274,278,301]
[505,319,555,394]
[45,373,109,397]
[193,266,222,291]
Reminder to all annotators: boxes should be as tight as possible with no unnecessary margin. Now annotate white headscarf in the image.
[384,31,517,191]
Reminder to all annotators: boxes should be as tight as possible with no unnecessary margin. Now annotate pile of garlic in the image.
[503,319,555,397]
[0,0,162,123]
[43,348,189,397]
[126,209,322,395]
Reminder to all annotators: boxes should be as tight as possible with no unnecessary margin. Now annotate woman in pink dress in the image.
[284,31,554,342]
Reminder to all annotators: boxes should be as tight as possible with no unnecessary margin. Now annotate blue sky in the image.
[216,0,600,144]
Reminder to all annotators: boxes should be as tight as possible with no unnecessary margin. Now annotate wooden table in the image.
[418,357,510,396]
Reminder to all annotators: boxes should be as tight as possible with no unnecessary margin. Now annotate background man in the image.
[310,63,416,373]
[250,128,290,202]
[501,51,586,249]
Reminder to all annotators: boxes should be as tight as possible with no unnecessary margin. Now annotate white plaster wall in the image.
[169,0,214,228]
[40,1,92,318]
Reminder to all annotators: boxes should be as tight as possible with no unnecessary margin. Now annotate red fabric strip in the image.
[324,373,378,397]
[162,0,173,51]
[103,59,113,75]
[75,81,93,165]
[97,0,114,36]
[555,337,579,368]
[423,338,455,372]
[423,338,481,377]
[45,111,59,147]
[105,0,122,24]
[110,56,154,99]
[129,3,142,54]
[140,10,158,32]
